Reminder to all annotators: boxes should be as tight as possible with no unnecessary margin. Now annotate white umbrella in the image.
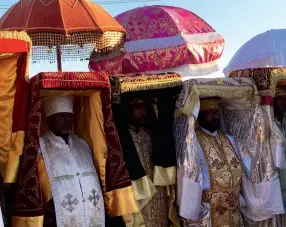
[224,29,286,76]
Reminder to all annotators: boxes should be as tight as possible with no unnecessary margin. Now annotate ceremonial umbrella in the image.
[89,5,225,80]
[0,0,126,71]
[224,29,286,98]
[224,29,286,76]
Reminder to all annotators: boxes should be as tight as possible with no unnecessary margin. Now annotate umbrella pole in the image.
[56,45,62,72]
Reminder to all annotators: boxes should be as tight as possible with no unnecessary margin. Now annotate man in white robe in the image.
[39,95,105,227]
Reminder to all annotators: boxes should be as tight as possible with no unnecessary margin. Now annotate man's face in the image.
[128,103,147,128]
[46,112,73,136]
[274,96,286,118]
[198,109,220,132]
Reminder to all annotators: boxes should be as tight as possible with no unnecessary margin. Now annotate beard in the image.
[60,128,73,135]
[206,120,220,132]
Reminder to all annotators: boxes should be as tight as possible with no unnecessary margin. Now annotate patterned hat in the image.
[275,87,286,97]
[129,97,144,105]
[42,95,74,117]
[200,97,220,111]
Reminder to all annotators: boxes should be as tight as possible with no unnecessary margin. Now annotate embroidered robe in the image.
[128,126,169,227]
[38,131,105,227]
[265,117,286,227]
[180,128,243,227]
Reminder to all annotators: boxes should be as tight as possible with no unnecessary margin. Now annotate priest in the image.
[113,94,179,227]
[38,95,105,227]
[194,97,243,226]
[123,97,169,227]
[179,97,284,227]
[272,87,286,224]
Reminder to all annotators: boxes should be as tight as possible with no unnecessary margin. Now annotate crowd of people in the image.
[0,74,285,227]
[0,2,285,227]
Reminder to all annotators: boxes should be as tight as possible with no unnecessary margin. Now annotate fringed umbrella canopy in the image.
[90,5,225,79]
[224,29,286,76]
[224,29,286,99]
[0,0,126,71]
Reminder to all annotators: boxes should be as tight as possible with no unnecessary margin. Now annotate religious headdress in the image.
[275,87,286,97]
[200,97,220,111]
[129,97,144,105]
[42,95,74,117]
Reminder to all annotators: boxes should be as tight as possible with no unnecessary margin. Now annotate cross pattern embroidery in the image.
[88,189,99,207]
[61,193,79,212]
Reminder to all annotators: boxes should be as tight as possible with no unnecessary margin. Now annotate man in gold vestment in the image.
[186,97,244,227]
[125,98,170,227]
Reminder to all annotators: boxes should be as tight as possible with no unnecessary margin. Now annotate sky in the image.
[1,0,286,76]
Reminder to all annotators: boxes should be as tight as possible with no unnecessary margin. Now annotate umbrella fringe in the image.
[124,32,224,53]
[0,31,32,44]
[120,79,182,93]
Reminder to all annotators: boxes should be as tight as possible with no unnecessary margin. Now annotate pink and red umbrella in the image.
[89,5,225,79]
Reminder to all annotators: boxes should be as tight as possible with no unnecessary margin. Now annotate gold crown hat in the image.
[275,87,286,97]
[200,97,220,111]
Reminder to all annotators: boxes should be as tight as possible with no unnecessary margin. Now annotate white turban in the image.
[43,96,74,118]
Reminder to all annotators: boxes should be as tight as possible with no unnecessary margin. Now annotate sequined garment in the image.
[242,214,283,227]
[129,126,169,227]
[39,131,105,227]
[274,119,286,210]
[196,129,243,227]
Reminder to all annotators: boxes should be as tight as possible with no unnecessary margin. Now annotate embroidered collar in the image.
[128,124,144,135]
[46,131,72,148]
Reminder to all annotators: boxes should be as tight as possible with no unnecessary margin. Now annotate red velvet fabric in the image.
[260,96,273,106]
[12,54,30,133]
[12,75,44,217]
[100,89,131,192]
[0,39,29,53]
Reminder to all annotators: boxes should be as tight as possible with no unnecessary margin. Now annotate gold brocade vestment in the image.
[129,126,169,227]
[196,129,243,227]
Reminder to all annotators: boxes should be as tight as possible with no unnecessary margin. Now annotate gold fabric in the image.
[175,78,257,117]
[4,131,25,183]
[0,55,25,183]
[123,212,146,227]
[167,185,180,227]
[177,86,254,117]
[129,126,169,227]
[110,73,182,104]
[0,31,31,47]
[0,31,32,77]
[181,217,208,227]
[12,216,44,227]
[132,176,156,210]
[200,98,219,111]
[37,156,52,202]
[196,129,243,227]
[275,87,286,97]
[153,166,176,186]
[75,92,138,216]
[266,68,286,95]
[242,215,283,227]
[105,186,138,216]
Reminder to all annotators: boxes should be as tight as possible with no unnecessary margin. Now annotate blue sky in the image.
[1,0,286,76]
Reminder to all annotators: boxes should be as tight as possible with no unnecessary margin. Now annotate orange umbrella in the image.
[0,0,126,71]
